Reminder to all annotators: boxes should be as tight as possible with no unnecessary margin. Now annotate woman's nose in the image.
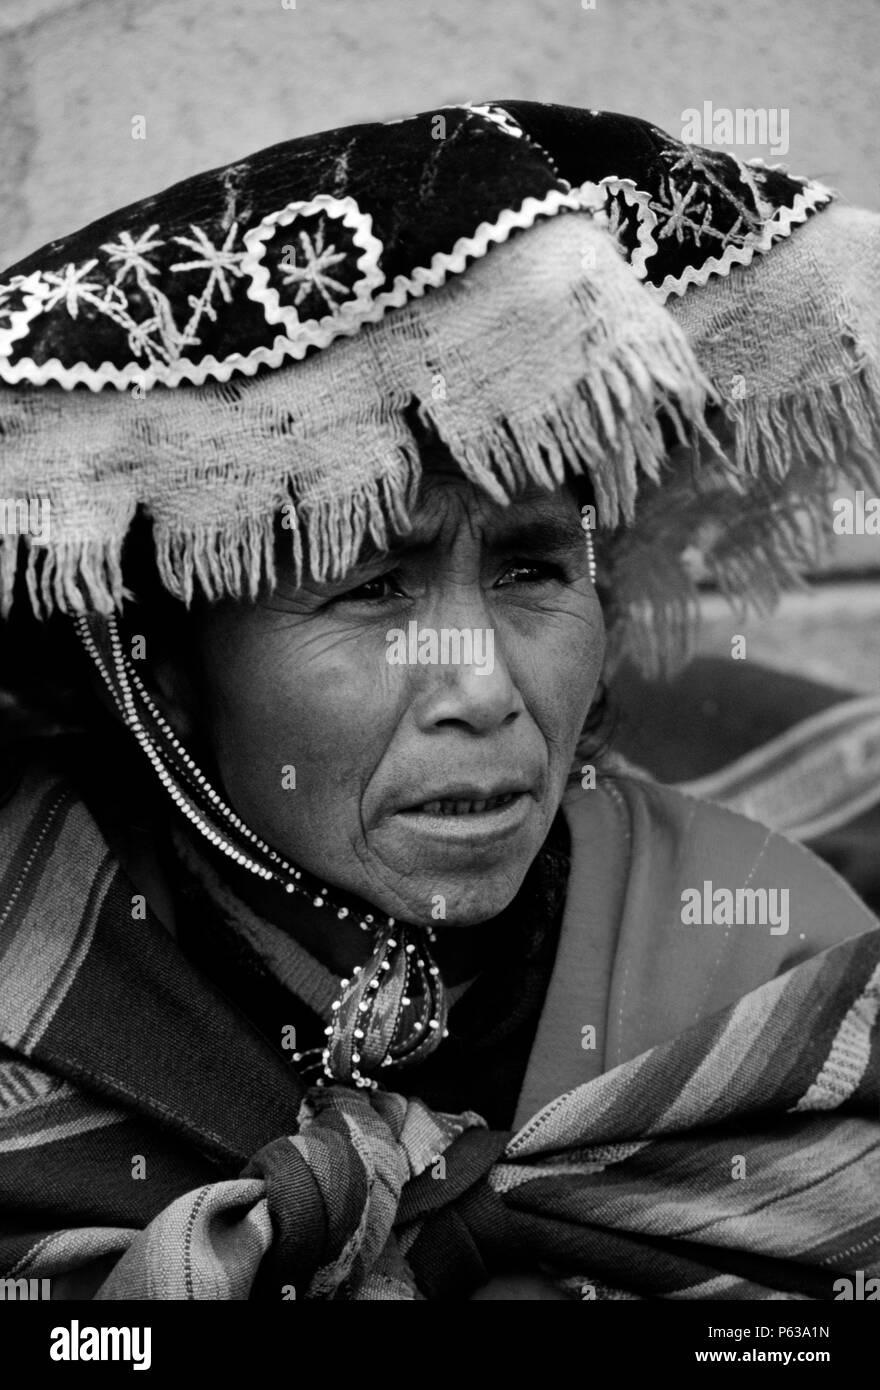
[406,624,525,735]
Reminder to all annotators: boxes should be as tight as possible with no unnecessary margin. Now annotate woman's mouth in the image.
[410,791,520,816]
[392,789,534,849]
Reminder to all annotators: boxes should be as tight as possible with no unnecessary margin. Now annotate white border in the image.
[0,150,834,392]
[0,273,51,361]
[0,188,587,393]
[574,177,660,280]
[241,193,385,346]
[649,166,835,303]
[574,159,834,305]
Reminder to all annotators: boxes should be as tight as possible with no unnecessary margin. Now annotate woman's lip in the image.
[409,791,520,816]
[392,790,533,843]
[397,784,532,813]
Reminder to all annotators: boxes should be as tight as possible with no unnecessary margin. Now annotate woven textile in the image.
[1,761,878,1300]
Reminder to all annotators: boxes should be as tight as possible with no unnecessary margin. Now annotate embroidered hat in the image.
[1,100,878,671]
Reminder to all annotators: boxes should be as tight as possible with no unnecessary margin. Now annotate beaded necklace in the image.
[73,612,447,1090]
[72,525,595,1088]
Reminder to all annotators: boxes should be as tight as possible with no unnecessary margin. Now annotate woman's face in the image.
[188,462,604,927]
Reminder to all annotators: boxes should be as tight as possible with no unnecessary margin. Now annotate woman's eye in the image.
[334,572,404,603]
[496,561,564,587]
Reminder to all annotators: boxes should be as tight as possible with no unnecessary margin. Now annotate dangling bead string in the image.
[581,509,598,585]
[72,611,448,1090]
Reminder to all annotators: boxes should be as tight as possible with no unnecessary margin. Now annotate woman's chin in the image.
[378,866,531,929]
[361,802,550,925]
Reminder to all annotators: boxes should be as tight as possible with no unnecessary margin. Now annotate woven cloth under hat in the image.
[1,100,878,671]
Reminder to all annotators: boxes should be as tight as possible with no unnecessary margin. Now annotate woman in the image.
[0,101,879,1301]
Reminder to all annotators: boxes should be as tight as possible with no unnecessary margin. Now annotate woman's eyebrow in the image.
[486,516,587,555]
[353,515,586,567]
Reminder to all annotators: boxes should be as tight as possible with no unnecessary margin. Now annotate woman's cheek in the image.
[205,634,385,847]
[506,603,603,745]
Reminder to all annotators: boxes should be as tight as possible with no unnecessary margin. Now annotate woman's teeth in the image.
[414,792,518,816]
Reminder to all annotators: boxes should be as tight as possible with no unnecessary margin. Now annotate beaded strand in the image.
[72,611,449,1089]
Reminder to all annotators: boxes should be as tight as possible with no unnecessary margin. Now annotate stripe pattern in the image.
[1,763,879,1299]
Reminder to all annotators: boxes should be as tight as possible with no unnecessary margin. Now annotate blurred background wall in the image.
[1,0,877,269]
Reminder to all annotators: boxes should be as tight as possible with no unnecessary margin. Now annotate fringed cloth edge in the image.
[1,206,879,674]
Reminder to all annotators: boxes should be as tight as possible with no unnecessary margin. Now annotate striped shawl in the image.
[1,762,879,1300]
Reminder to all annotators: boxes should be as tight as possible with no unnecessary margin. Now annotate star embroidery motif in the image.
[650,168,754,251]
[170,222,244,303]
[101,226,164,284]
[651,178,701,244]
[661,146,763,234]
[41,261,104,319]
[279,222,349,312]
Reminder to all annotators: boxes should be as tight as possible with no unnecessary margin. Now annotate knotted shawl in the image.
[1,762,878,1300]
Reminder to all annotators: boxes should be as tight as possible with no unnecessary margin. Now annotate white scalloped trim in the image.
[574,161,835,306]
[364,186,586,309]
[0,188,590,392]
[651,169,834,304]
[241,193,385,347]
[0,340,318,392]
[573,177,659,280]
[0,273,50,360]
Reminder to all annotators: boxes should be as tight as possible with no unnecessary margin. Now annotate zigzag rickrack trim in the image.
[0,188,588,393]
[574,161,834,304]
[653,168,835,303]
[241,194,386,348]
[575,178,660,281]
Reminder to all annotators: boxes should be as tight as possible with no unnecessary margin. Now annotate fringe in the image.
[605,361,880,677]
[286,442,423,586]
[2,210,878,676]
[148,444,424,605]
[0,535,18,620]
[154,514,277,607]
[4,353,878,678]
[419,296,712,533]
[727,363,880,486]
[13,539,125,621]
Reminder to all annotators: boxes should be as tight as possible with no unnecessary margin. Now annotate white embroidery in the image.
[102,226,164,283]
[0,222,249,375]
[0,273,48,353]
[41,261,104,319]
[576,140,833,303]
[0,132,833,392]
[0,189,596,390]
[100,225,182,362]
[650,148,762,251]
[279,224,350,312]
[241,193,385,347]
[170,222,245,307]
[664,146,772,226]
